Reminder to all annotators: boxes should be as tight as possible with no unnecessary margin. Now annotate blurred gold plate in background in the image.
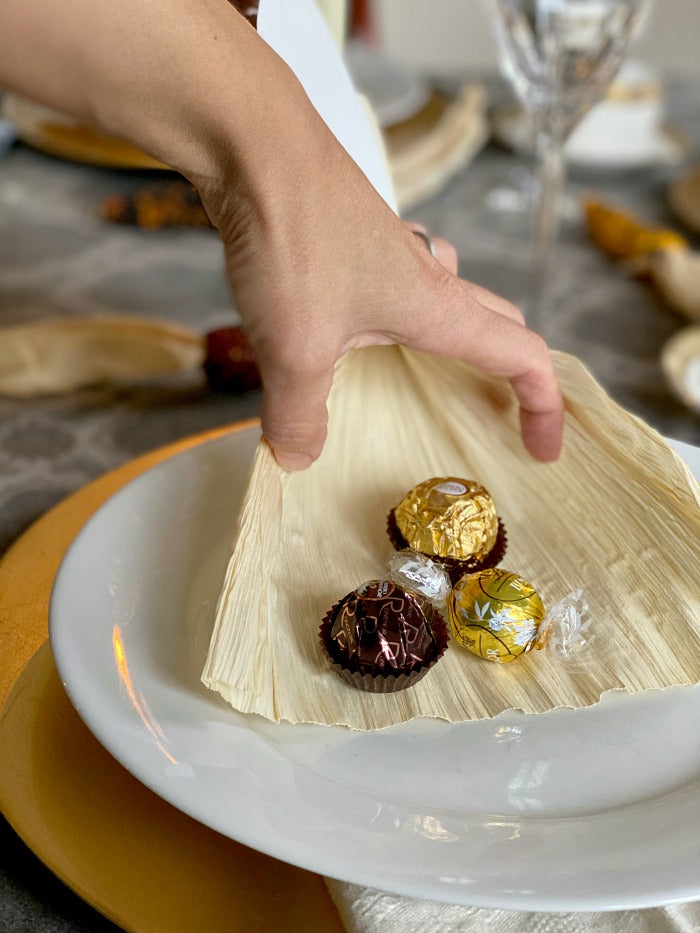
[2,92,169,170]
[0,423,343,933]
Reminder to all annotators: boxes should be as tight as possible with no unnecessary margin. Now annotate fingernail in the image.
[272,449,314,471]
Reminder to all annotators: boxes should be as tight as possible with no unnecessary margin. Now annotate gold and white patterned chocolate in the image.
[394,477,498,561]
[448,568,545,663]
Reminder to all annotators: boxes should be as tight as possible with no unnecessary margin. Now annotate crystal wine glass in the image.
[485,0,651,332]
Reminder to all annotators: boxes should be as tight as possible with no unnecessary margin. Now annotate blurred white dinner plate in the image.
[344,40,431,128]
[50,427,700,911]
[662,325,700,414]
[492,106,687,170]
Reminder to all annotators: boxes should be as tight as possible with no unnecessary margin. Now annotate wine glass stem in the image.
[528,122,566,334]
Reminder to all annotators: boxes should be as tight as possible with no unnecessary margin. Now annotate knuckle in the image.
[525,330,550,362]
[264,390,326,425]
[263,330,336,382]
[263,405,327,453]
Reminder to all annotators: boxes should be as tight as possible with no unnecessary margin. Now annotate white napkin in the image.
[258,0,397,212]
[325,881,700,933]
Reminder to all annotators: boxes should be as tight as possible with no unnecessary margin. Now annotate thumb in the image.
[260,362,335,471]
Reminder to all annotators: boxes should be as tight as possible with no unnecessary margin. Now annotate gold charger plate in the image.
[0,421,343,933]
[2,93,170,170]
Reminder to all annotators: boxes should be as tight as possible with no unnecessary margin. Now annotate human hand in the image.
[198,85,564,471]
[0,0,563,473]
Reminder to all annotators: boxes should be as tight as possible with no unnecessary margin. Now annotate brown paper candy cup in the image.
[319,602,449,694]
[386,510,508,585]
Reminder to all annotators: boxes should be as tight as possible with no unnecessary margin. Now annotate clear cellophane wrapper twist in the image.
[386,550,453,608]
[202,347,700,731]
[388,552,600,670]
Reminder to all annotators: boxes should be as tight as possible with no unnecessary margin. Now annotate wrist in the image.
[107,2,330,239]
[96,2,275,182]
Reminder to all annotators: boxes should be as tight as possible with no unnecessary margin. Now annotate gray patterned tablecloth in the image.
[1,74,699,931]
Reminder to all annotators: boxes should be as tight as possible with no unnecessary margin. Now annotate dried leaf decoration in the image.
[0,316,204,397]
[584,198,687,260]
[202,346,700,731]
[583,197,700,323]
[386,83,489,213]
[642,249,700,322]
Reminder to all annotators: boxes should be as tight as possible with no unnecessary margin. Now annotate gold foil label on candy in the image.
[393,477,499,561]
[448,568,545,663]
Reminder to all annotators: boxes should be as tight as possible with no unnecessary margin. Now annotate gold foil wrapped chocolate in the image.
[448,568,545,663]
[393,477,499,562]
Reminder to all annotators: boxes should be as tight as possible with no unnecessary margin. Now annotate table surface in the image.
[1,72,699,931]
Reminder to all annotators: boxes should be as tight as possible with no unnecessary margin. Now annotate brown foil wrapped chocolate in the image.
[319,580,448,693]
[387,477,507,585]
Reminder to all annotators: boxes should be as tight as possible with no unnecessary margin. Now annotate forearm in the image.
[0,0,564,467]
[0,0,316,187]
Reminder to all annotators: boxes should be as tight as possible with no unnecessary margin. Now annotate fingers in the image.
[255,214,558,468]
[473,324,565,462]
[259,359,335,471]
[396,241,560,456]
[464,282,525,326]
[512,364,565,462]
[405,280,564,462]
[405,222,524,324]
[406,222,458,275]
[431,236,458,275]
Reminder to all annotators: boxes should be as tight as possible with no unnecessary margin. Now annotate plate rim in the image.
[492,105,688,169]
[48,428,700,912]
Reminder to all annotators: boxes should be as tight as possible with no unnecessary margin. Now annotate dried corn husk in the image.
[584,198,700,322]
[0,316,204,397]
[385,84,489,214]
[638,248,700,322]
[202,346,700,731]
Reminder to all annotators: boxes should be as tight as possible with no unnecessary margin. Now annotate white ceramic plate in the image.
[492,106,688,170]
[50,428,700,911]
[344,41,430,128]
[661,326,700,413]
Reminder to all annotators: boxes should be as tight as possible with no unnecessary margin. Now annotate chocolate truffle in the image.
[388,477,506,582]
[320,580,448,692]
[448,568,545,663]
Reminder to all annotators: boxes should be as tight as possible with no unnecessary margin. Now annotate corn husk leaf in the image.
[641,248,700,322]
[203,347,700,730]
[0,316,204,397]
